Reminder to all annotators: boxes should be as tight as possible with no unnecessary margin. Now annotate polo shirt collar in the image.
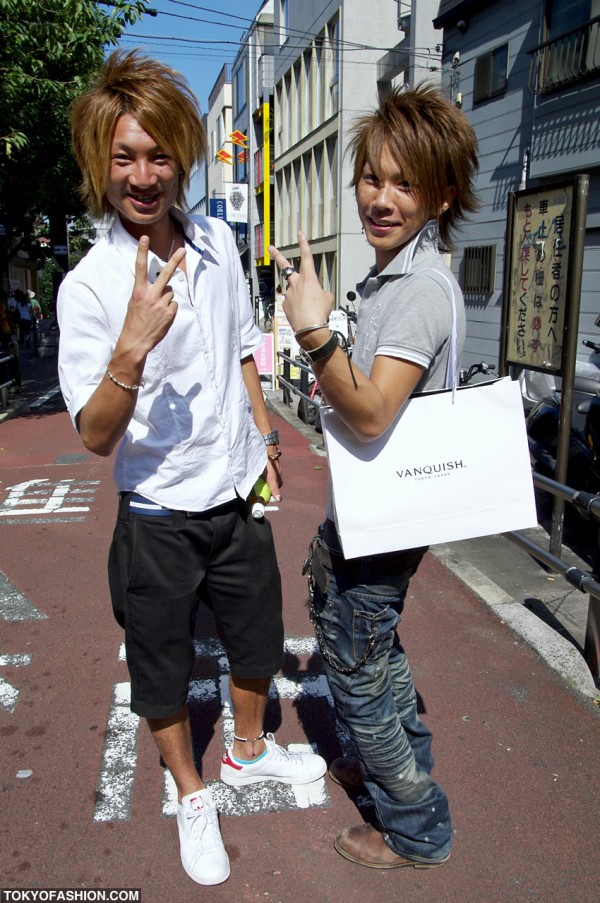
[357,219,439,291]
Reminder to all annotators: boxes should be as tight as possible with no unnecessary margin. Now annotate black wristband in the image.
[301,331,339,364]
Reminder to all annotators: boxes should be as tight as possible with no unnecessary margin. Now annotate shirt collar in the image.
[107,208,216,274]
[357,219,439,291]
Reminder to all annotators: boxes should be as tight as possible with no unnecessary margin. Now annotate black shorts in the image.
[108,493,284,719]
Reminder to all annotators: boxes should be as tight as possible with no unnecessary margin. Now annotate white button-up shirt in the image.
[58,211,266,511]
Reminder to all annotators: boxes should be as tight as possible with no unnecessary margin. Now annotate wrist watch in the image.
[262,429,280,446]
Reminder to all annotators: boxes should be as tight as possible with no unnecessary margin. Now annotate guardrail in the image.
[276,349,315,408]
[505,471,600,680]
[0,351,19,410]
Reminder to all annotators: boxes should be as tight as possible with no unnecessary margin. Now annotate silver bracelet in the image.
[106,368,146,392]
[294,323,329,338]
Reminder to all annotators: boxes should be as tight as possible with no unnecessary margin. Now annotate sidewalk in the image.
[0,321,62,423]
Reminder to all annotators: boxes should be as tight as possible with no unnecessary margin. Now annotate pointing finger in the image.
[134,236,150,290]
[297,231,317,278]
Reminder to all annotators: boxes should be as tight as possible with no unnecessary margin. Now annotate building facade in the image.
[231,0,276,308]
[204,65,233,221]
[434,0,600,371]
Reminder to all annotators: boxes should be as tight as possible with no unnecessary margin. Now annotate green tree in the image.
[0,0,151,261]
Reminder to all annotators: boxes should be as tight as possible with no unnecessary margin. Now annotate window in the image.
[234,62,246,116]
[474,43,509,103]
[279,0,288,45]
[462,246,497,295]
[547,0,591,39]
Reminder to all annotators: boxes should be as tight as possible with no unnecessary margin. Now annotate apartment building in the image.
[434,0,600,370]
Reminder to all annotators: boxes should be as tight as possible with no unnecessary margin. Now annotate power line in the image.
[164,0,421,54]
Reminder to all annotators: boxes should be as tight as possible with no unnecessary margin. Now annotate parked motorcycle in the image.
[526,323,600,495]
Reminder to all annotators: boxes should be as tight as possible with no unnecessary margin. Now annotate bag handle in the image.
[403,222,458,399]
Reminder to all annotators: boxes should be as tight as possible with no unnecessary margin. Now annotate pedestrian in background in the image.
[270,84,478,872]
[58,49,325,888]
[14,288,33,348]
[27,289,42,321]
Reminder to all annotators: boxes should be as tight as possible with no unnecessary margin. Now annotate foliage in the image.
[38,258,61,316]
[0,0,150,256]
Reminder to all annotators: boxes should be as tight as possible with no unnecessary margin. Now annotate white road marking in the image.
[95,637,348,822]
[0,571,46,622]
[0,478,99,520]
[93,682,140,822]
[0,654,33,714]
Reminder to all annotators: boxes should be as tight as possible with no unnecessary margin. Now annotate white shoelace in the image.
[264,732,305,763]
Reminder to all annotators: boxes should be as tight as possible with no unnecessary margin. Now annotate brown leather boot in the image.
[334,824,450,870]
[328,757,366,793]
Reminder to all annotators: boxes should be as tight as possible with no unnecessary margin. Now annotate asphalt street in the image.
[0,335,598,902]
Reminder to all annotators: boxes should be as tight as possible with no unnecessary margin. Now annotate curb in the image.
[432,542,598,700]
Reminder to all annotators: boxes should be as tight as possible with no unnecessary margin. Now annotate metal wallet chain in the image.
[302,537,377,676]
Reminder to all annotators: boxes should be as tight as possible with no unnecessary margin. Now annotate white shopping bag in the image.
[321,377,537,558]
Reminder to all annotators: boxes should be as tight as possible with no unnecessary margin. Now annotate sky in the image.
[117,0,266,115]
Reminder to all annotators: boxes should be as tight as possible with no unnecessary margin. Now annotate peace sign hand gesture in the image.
[77,236,187,457]
[268,231,334,336]
[121,235,186,356]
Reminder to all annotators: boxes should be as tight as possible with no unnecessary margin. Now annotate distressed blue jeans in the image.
[308,524,452,862]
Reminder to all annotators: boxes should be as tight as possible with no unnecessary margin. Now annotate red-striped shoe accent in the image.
[221,749,243,771]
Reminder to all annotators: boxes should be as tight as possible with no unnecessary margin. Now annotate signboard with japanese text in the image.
[253,332,275,386]
[274,298,300,382]
[504,182,575,374]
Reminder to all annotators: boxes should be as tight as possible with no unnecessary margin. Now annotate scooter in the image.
[526,324,600,495]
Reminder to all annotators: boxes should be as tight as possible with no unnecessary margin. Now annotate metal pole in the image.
[584,519,600,679]
[499,193,516,378]
[282,348,291,406]
[550,174,589,556]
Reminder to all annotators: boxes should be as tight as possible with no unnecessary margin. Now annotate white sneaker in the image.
[220,733,327,787]
[177,788,230,886]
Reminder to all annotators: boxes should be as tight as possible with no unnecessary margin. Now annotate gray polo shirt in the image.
[352,220,465,392]
[325,221,466,526]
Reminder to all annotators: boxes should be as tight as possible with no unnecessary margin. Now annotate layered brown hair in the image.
[71,50,207,219]
[348,84,479,248]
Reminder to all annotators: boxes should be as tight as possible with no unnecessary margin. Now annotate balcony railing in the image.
[529,15,600,94]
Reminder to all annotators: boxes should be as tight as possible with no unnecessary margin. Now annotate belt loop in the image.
[118,491,132,521]
[172,510,187,526]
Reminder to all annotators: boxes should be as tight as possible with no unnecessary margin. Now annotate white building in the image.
[272,0,442,303]
[205,64,234,219]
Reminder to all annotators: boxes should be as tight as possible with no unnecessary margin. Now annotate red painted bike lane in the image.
[1,408,598,903]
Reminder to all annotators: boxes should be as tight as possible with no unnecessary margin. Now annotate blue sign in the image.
[210,198,227,221]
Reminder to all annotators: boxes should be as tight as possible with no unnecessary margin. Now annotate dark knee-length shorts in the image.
[108,493,284,718]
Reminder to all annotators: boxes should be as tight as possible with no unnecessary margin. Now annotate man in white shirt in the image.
[58,50,325,888]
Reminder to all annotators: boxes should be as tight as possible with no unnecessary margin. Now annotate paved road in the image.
[1,402,598,903]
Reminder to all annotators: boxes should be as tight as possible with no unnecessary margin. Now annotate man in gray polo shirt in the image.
[270,84,478,871]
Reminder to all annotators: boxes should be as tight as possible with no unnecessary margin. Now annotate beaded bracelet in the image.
[106,368,146,392]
